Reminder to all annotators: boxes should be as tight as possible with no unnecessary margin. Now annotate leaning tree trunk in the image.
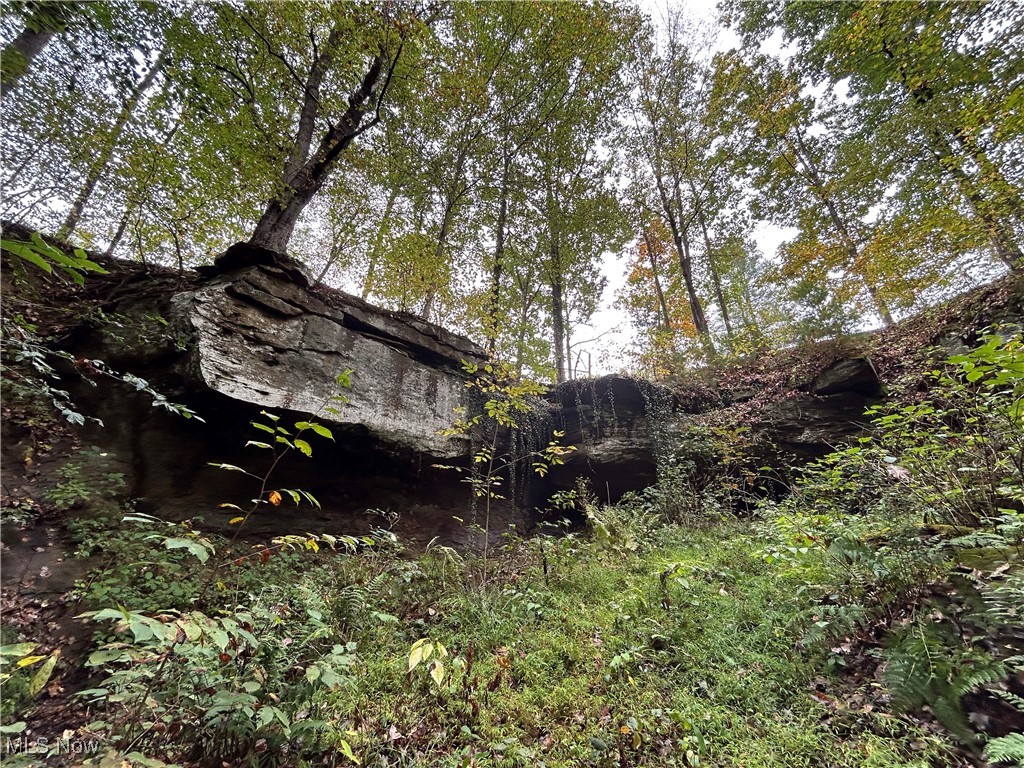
[642,228,672,330]
[250,54,388,254]
[361,187,397,299]
[894,60,1023,270]
[105,206,133,256]
[0,2,77,98]
[58,51,166,240]
[652,172,714,355]
[788,130,896,326]
[693,206,734,341]
[927,126,1022,270]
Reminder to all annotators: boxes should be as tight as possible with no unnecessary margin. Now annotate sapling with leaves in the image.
[76,369,370,763]
[435,360,575,585]
[0,643,60,737]
[863,330,1024,528]
[187,369,358,591]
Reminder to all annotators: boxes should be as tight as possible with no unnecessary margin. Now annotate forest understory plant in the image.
[754,332,1024,758]
[435,360,574,588]
[72,371,373,766]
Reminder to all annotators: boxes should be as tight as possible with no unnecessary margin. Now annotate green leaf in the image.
[164,537,211,563]
[0,643,37,657]
[209,462,247,473]
[309,423,334,440]
[430,660,445,685]
[3,240,53,273]
[338,738,360,764]
[28,652,58,697]
[294,438,312,457]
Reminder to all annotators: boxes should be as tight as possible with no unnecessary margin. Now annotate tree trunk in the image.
[926,126,1022,269]
[675,228,714,353]
[642,228,672,330]
[314,214,357,286]
[360,187,397,299]
[565,327,574,380]
[0,2,75,98]
[485,154,511,356]
[58,51,166,240]
[890,56,1023,270]
[249,53,389,253]
[419,198,458,322]
[818,193,895,326]
[788,130,895,325]
[651,170,714,354]
[694,206,734,340]
[545,162,567,384]
[551,259,566,384]
[105,206,133,256]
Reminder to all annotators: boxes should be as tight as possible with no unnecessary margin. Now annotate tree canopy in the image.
[2,0,1021,378]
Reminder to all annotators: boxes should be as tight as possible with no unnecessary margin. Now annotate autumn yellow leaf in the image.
[228,516,244,525]
[268,491,282,506]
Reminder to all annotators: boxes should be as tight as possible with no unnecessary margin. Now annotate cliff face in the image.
[543,274,1024,503]
[177,245,486,458]
[2,238,498,544]
[543,360,884,504]
[4,232,1023,542]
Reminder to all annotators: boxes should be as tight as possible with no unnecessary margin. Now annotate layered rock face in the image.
[544,357,885,503]
[746,356,883,464]
[19,236,1015,541]
[180,243,486,457]
[68,249,887,531]
[63,243,497,543]
[547,376,677,502]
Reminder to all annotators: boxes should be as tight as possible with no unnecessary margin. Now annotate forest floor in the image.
[1,498,1004,768]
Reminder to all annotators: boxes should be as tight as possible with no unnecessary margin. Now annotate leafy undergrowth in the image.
[2,516,972,768]
[3,307,1023,768]
[327,525,961,768]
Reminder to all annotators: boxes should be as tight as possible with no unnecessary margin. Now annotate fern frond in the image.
[932,694,979,745]
[364,570,390,599]
[983,732,1024,766]
[952,660,1009,697]
[885,650,936,712]
[989,689,1024,713]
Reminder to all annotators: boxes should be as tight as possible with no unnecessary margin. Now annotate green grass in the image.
[315,524,957,767]
[53,512,973,768]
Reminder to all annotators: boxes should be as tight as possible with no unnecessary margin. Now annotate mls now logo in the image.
[3,735,101,755]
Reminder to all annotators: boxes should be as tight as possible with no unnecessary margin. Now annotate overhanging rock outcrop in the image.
[543,359,887,503]
[41,242,497,542]
[546,376,680,502]
[174,245,486,458]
